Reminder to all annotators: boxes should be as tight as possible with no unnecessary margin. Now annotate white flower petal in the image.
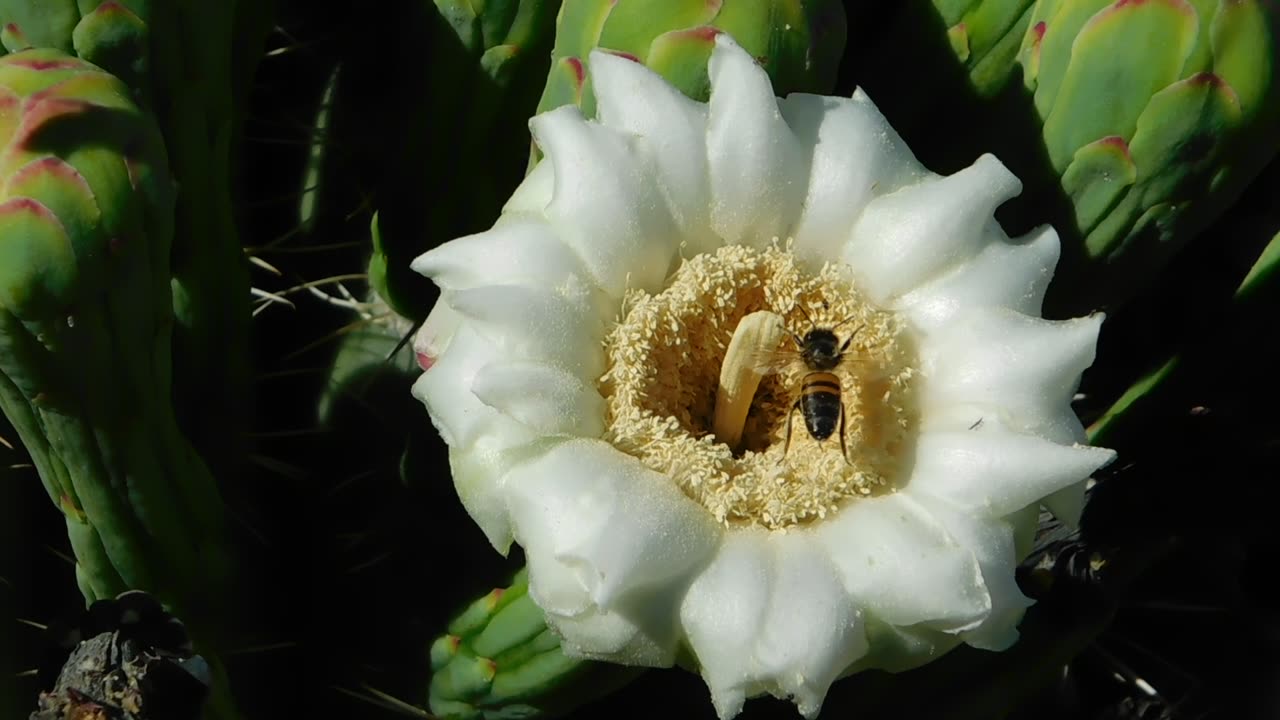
[779,90,927,268]
[410,218,587,292]
[553,603,670,667]
[894,224,1061,332]
[843,154,1021,303]
[851,620,958,674]
[679,531,771,720]
[679,532,869,720]
[503,157,554,214]
[411,323,536,451]
[706,34,808,246]
[447,445,518,554]
[532,106,682,297]
[449,284,605,380]
[506,440,721,665]
[918,307,1103,440]
[815,492,991,632]
[1043,481,1088,527]
[411,31,1119,720]
[905,429,1115,518]
[756,534,868,719]
[912,496,1033,651]
[412,298,462,368]
[1006,503,1043,563]
[471,359,606,438]
[590,51,717,254]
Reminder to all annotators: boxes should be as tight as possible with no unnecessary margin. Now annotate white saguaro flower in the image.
[411,34,1115,719]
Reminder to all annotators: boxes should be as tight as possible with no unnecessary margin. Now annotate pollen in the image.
[600,243,918,529]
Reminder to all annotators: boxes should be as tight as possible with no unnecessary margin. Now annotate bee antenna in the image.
[831,313,861,333]
[795,303,816,330]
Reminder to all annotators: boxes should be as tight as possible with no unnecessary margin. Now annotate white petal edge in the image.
[917,307,1103,441]
[447,445,522,554]
[410,217,589,292]
[814,492,991,633]
[505,439,722,666]
[413,298,463,367]
[911,495,1034,651]
[412,323,537,451]
[706,34,808,247]
[532,105,683,298]
[590,50,719,255]
[843,153,1021,304]
[904,428,1115,518]
[1043,480,1089,527]
[755,533,869,719]
[553,603,672,667]
[449,283,605,381]
[679,531,888,719]
[504,157,554,215]
[779,90,928,269]
[894,224,1061,333]
[679,530,771,720]
[471,359,606,438]
[847,620,959,674]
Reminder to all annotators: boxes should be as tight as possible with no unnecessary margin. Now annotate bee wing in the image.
[843,353,893,381]
[744,346,799,376]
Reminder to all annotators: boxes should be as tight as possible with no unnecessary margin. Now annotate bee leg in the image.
[839,401,851,465]
[783,398,801,457]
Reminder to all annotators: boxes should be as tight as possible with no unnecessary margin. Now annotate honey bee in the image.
[754,307,861,462]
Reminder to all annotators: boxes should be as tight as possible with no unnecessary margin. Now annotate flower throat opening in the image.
[601,244,919,529]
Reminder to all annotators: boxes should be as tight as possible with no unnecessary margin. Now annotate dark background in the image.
[5,2,1280,718]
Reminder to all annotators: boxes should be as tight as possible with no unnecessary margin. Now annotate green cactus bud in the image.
[70,1,150,97]
[535,0,847,123]
[0,1,78,53]
[0,48,239,718]
[923,0,1038,97]
[0,0,266,481]
[429,570,643,719]
[1024,0,1279,310]
[1,2,153,99]
[850,1,1280,316]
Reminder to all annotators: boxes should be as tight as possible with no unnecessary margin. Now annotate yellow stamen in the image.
[600,244,918,529]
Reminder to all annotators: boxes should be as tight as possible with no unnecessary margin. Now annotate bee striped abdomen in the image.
[800,371,842,440]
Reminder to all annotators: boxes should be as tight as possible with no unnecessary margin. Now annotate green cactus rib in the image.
[533,0,847,122]
[140,0,256,481]
[1041,1,1200,173]
[0,1,79,53]
[870,0,1279,315]
[429,570,644,720]
[2,0,263,480]
[1020,0,1280,310]
[0,48,239,718]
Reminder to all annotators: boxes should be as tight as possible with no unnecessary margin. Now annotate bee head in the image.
[801,328,846,370]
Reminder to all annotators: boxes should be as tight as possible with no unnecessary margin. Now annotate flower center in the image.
[600,244,919,529]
